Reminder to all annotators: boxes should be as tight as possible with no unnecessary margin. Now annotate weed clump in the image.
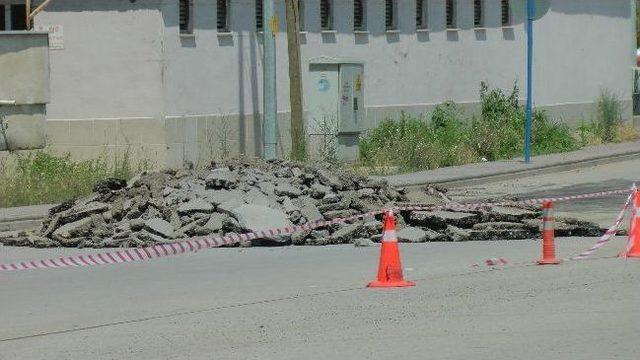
[359,82,580,173]
[578,90,637,145]
[0,150,150,207]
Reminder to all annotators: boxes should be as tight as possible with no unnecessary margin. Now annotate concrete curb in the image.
[378,141,640,188]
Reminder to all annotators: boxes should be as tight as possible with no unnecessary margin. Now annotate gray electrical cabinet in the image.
[337,64,364,134]
[306,59,364,161]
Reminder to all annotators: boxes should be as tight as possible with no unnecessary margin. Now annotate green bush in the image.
[595,89,623,142]
[359,82,581,173]
[470,82,523,160]
[0,150,148,207]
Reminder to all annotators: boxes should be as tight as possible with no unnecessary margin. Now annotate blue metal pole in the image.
[524,0,536,164]
[524,0,534,163]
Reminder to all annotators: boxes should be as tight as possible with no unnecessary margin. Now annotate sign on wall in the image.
[34,24,64,50]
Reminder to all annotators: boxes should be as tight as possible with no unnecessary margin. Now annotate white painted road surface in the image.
[1,159,640,359]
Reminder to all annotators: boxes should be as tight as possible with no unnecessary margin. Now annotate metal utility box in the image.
[337,64,364,134]
[306,58,364,161]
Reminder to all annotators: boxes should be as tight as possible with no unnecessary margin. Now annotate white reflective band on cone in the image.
[382,230,397,242]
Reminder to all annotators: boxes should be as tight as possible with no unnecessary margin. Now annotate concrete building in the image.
[0,0,635,167]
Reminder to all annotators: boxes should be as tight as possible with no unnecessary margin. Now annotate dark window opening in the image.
[354,0,365,31]
[298,0,304,31]
[416,0,427,29]
[10,4,26,30]
[217,0,229,32]
[501,0,511,26]
[256,0,263,31]
[385,0,396,30]
[179,0,192,34]
[446,0,456,28]
[0,5,5,31]
[474,0,483,28]
[320,0,332,30]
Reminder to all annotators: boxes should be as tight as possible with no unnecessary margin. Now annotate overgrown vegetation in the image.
[0,150,150,207]
[578,90,637,146]
[359,82,581,173]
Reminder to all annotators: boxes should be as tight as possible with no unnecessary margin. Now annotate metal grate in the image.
[217,0,229,31]
[416,0,427,29]
[321,0,332,30]
[385,0,396,30]
[179,0,191,34]
[474,0,483,28]
[501,0,511,26]
[446,0,455,28]
[256,0,263,31]
[354,0,365,31]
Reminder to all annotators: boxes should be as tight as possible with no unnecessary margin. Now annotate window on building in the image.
[179,0,193,34]
[354,0,366,31]
[178,0,191,34]
[256,0,263,31]
[320,0,333,30]
[0,5,5,31]
[298,0,305,31]
[501,0,511,26]
[446,0,456,28]
[416,0,428,30]
[10,4,26,30]
[217,0,229,32]
[385,0,397,30]
[474,0,483,28]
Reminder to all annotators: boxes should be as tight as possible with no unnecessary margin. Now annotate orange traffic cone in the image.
[367,210,416,288]
[538,201,560,265]
[621,188,640,258]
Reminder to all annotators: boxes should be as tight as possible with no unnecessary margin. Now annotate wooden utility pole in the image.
[25,0,31,29]
[285,0,306,160]
[263,0,277,160]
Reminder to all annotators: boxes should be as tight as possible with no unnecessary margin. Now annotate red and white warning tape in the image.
[0,188,633,272]
[572,190,634,260]
[396,188,632,212]
[0,210,382,272]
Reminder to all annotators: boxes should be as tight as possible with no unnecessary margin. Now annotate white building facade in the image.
[0,0,635,166]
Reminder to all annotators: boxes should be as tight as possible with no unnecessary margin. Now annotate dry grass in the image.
[615,123,640,142]
[0,150,151,207]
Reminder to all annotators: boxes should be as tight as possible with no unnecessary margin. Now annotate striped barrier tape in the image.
[395,188,632,212]
[572,190,634,260]
[0,210,381,272]
[0,187,634,272]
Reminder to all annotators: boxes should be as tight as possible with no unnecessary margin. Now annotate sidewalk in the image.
[379,140,640,188]
[0,204,54,232]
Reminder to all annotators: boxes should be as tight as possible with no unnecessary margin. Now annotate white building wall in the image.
[33,0,168,164]
[161,0,633,122]
[35,0,165,119]
[23,0,635,167]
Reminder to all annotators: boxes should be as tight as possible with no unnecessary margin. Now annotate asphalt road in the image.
[448,158,640,227]
[1,159,640,360]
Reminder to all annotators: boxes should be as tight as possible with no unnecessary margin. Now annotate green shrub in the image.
[359,82,581,174]
[470,82,523,160]
[530,109,580,154]
[595,89,623,142]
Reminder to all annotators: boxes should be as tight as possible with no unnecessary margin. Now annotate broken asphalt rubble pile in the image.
[0,159,602,248]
